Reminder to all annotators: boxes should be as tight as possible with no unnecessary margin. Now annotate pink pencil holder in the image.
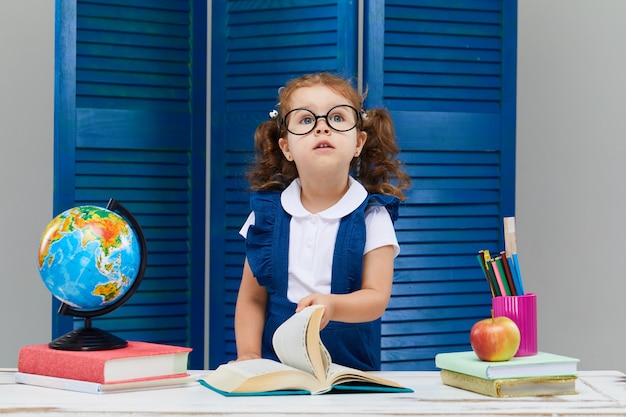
[492,293,538,357]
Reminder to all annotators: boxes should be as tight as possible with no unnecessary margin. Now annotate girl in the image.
[234,73,410,371]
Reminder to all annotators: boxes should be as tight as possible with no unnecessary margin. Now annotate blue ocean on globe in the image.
[37,205,141,311]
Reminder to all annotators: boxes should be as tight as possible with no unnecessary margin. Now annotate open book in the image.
[198,305,412,396]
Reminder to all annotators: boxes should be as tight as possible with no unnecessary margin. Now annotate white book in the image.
[15,371,196,394]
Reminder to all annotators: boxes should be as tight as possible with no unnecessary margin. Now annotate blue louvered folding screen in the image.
[209,0,359,368]
[54,0,207,368]
[365,0,517,369]
[210,0,516,370]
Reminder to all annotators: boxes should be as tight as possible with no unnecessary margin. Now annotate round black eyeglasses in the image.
[281,104,360,135]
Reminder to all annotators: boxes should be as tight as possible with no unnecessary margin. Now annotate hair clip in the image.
[360,109,369,120]
[268,87,286,120]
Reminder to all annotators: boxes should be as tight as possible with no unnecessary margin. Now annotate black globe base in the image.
[49,327,128,351]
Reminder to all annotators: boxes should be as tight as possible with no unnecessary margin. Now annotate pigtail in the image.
[355,108,411,200]
[247,120,298,191]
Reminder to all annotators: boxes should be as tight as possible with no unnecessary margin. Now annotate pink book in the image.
[18,341,191,384]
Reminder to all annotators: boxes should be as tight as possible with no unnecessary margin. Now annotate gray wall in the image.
[2,0,625,372]
[0,0,54,367]
[516,0,626,371]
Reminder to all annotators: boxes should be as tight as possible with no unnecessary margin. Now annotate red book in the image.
[18,341,192,384]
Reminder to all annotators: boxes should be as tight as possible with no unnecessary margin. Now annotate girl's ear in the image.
[278,137,293,161]
[355,131,367,157]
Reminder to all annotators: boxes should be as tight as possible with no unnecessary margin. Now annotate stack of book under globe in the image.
[15,341,194,394]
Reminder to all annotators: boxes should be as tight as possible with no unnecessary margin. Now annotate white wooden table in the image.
[2,369,626,416]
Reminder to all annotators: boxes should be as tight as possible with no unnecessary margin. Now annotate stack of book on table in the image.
[15,341,194,394]
[434,351,580,398]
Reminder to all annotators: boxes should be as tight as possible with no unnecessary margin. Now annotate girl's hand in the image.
[296,293,335,329]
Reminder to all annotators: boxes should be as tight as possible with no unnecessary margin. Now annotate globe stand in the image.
[49,317,128,351]
[47,198,148,352]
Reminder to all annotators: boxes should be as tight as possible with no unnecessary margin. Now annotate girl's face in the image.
[278,85,366,179]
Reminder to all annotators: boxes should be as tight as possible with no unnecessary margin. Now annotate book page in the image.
[272,305,329,381]
[305,309,331,380]
[199,359,323,394]
[326,363,405,388]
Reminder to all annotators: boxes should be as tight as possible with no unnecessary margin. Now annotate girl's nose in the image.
[315,118,331,134]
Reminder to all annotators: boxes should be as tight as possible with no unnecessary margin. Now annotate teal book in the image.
[435,351,579,380]
[198,305,412,396]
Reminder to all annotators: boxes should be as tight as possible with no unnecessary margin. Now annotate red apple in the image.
[470,315,520,362]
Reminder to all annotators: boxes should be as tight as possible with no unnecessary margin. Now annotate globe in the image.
[38,205,140,310]
[37,199,147,350]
